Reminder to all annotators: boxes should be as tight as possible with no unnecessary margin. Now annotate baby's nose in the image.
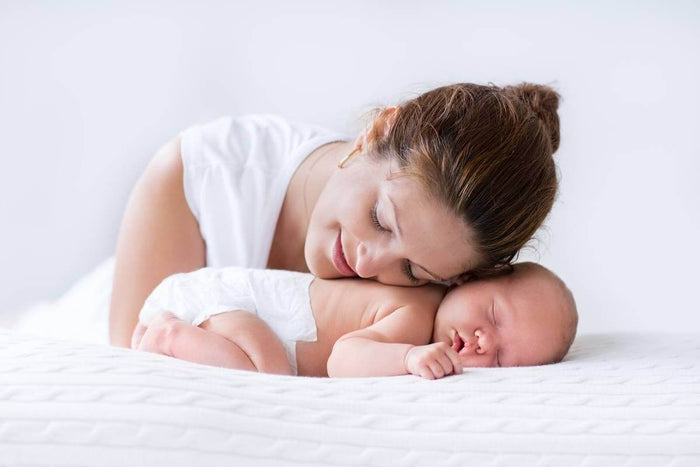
[461,334,478,354]
[474,329,490,354]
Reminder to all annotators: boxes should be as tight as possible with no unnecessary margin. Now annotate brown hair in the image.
[368,82,561,278]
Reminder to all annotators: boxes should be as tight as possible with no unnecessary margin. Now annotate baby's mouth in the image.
[452,331,465,353]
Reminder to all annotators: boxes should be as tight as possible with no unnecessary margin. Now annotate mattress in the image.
[0,329,698,467]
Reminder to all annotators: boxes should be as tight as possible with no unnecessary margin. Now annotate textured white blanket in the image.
[0,329,698,466]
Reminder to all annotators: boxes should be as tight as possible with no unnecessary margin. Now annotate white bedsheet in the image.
[0,329,698,466]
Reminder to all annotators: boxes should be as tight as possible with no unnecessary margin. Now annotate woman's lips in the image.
[332,231,356,277]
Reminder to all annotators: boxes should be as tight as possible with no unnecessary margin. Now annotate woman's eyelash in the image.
[370,204,417,285]
[370,205,390,232]
[403,260,420,284]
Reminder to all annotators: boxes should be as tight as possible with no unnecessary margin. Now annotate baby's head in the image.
[432,262,577,368]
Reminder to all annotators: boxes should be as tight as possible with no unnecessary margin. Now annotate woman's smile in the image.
[332,231,356,276]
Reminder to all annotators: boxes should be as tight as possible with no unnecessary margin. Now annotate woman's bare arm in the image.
[109,137,206,347]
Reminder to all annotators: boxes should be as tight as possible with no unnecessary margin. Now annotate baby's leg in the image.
[200,311,292,375]
[135,311,291,375]
[167,318,259,371]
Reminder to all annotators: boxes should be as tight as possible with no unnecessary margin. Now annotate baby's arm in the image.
[132,311,292,375]
[327,305,463,379]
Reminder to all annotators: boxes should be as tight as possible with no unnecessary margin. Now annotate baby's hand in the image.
[130,311,183,356]
[404,343,463,379]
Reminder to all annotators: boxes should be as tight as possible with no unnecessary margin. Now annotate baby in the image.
[131,262,578,379]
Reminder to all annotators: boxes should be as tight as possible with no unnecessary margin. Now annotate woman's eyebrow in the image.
[386,194,448,283]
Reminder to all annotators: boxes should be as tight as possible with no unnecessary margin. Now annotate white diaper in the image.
[139,267,317,375]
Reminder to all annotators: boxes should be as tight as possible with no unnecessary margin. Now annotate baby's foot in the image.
[133,311,183,356]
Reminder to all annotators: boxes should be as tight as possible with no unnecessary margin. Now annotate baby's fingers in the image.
[445,348,463,375]
[416,363,435,380]
[428,360,446,379]
[436,352,454,376]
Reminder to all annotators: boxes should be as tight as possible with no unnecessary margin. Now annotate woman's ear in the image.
[359,106,400,151]
[380,106,400,138]
[353,126,368,152]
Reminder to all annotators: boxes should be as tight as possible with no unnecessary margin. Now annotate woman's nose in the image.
[354,241,390,278]
[354,242,372,277]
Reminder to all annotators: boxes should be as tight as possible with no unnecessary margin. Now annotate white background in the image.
[0,0,698,334]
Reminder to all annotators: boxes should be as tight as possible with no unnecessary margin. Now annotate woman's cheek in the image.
[304,225,335,279]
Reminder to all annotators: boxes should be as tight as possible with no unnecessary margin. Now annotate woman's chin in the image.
[304,251,333,279]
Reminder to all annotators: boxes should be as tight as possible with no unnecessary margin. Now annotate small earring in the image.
[338,148,360,168]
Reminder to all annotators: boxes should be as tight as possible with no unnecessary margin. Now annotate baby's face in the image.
[432,264,572,368]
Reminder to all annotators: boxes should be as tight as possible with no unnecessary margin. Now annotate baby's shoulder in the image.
[312,277,445,326]
[364,282,445,324]
[385,282,445,305]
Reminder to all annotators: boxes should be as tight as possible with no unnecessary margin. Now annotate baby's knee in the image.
[202,311,292,376]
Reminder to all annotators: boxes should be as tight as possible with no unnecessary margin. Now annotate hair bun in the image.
[505,83,561,152]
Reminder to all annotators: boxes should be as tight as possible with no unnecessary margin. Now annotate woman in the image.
[109,82,560,348]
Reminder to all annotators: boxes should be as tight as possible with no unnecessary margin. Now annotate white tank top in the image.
[179,114,349,268]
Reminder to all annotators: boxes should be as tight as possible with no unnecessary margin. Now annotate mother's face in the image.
[305,155,480,286]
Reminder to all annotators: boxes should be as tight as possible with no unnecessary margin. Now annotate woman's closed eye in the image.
[370,204,390,233]
[402,260,420,285]
[370,204,421,285]
[491,303,501,366]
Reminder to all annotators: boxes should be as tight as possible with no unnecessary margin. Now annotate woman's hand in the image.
[404,343,463,379]
[130,311,183,356]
